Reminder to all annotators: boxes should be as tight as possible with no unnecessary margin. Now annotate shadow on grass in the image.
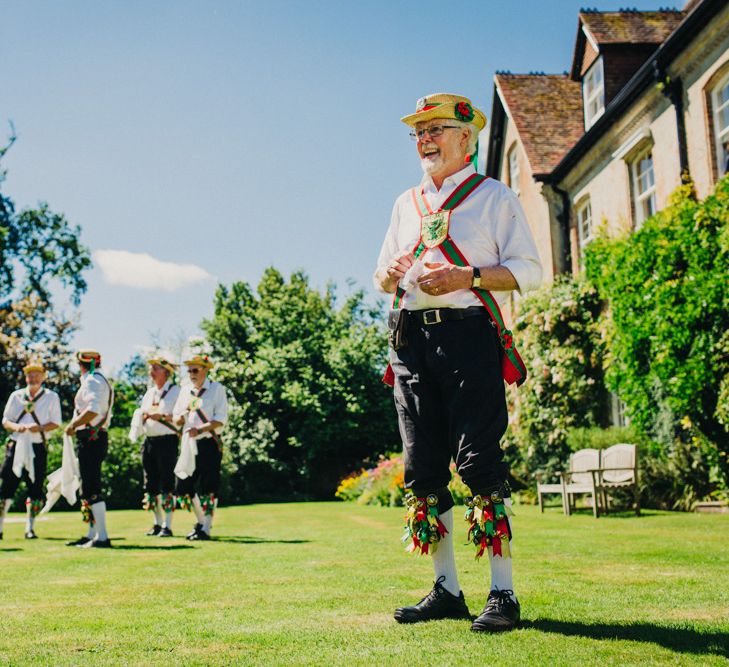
[522,619,728,657]
[211,535,311,545]
[42,536,128,542]
[0,548,22,552]
[111,544,194,550]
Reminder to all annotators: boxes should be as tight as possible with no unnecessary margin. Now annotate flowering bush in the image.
[503,276,610,485]
[336,455,471,507]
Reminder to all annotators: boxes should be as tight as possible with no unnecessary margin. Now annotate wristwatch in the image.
[471,266,481,289]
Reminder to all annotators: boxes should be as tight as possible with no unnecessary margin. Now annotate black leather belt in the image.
[405,306,487,326]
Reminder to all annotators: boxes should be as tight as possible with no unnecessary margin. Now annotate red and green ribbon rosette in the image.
[25,498,43,518]
[175,494,193,511]
[402,493,448,555]
[454,101,475,123]
[200,493,216,516]
[464,492,512,559]
[81,499,95,525]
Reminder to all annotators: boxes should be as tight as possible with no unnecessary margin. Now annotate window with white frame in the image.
[711,71,729,178]
[508,144,520,195]
[631,148,656,228]
[576,198,593,251]
[583,57,605,129]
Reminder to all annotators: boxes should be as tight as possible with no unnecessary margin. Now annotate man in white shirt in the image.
[1,362,62,539]
[173,355,228,541]
[139,357,180,537]
[65,350,114,548]
[374,93,542,632]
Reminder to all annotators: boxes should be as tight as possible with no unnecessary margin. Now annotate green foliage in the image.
[109,354,149,429]
[202,268,399,502]
[566,426,641,452]
[336,455,473,508]
[0,133,92,410]
[585,178,729,490]
[504,277,610,483]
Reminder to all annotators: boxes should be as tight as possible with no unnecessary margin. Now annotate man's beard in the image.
[420,154,443,175]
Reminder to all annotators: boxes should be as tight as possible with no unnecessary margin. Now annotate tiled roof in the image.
[579,10,686,45]
[495,74,584,176]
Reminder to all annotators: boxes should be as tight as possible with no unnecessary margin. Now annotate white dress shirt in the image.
[3,387,62,444]
[374,164,542,309]
[173,378,228,435]
[73,372,113,430]
[139,381,181,437]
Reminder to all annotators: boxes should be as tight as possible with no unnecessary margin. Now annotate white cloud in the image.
[93,249,214,291]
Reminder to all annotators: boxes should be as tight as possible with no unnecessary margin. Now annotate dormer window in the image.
[583,57,605,129]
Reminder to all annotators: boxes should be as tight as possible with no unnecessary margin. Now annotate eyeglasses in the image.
[409,125,460,141]
[187,368,201,374]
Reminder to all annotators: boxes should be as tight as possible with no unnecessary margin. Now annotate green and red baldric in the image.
[383,173,527,388]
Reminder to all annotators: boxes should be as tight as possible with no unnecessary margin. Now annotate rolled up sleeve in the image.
[210,385,228,425]
[373,201,401,293]
[494,189,543,294]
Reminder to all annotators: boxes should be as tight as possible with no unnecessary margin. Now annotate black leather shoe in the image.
[186,523,202,539]
[394,576,470,624]
[188,529,210,541]
[146,525,162,536]
[158,527,173,537]
[91,538,112,548]
[471,590,520,632]
[24,530,38,539]
[66,536,92,547]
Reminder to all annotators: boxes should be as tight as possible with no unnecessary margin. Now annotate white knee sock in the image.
[163,511,173,530]
[153,495,163,526]
[0,499,12,531]
[25,505,35,532]
[91,501,108,541]
[489,497,515,601]
[432,508,460,595]
[191,495,205,524]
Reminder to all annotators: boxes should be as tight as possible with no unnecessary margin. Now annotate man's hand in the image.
[64,424,76,436]
[27,424,41,434]
[380,252,416,293]
[187,427,199,438]
[146,413,162,421]
[417,263,472,296]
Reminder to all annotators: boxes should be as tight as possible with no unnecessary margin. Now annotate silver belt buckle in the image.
[422,309,442,325]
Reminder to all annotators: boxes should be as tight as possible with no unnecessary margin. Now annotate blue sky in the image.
[1,0,673,372]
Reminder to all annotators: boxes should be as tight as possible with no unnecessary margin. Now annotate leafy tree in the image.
[0,131,92,410]
[585,178,729,491]
[202,268,399,501]
[110,354,149,429]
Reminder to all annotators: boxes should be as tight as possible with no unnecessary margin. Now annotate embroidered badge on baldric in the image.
[420,210,451,248]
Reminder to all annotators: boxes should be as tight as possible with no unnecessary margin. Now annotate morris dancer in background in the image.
[173,355,228,541]
[65,350,115,548]
[0,362,61,539]
[138,357,180,537]
[374,93,542,631]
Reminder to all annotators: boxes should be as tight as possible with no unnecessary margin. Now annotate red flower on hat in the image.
[454,102,474,122]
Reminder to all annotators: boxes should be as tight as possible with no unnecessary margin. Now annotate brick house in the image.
[485,0,729,279]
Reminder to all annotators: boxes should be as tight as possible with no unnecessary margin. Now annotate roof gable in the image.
[495,74,584,176]
[570,10,686,79]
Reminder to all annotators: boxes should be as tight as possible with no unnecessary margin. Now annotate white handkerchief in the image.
[12,431,35,483]
[174,431,197,480]
[400,258,426,291]
[42,434,81,514]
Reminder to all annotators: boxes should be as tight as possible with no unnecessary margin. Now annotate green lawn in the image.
[0,502,727,666]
